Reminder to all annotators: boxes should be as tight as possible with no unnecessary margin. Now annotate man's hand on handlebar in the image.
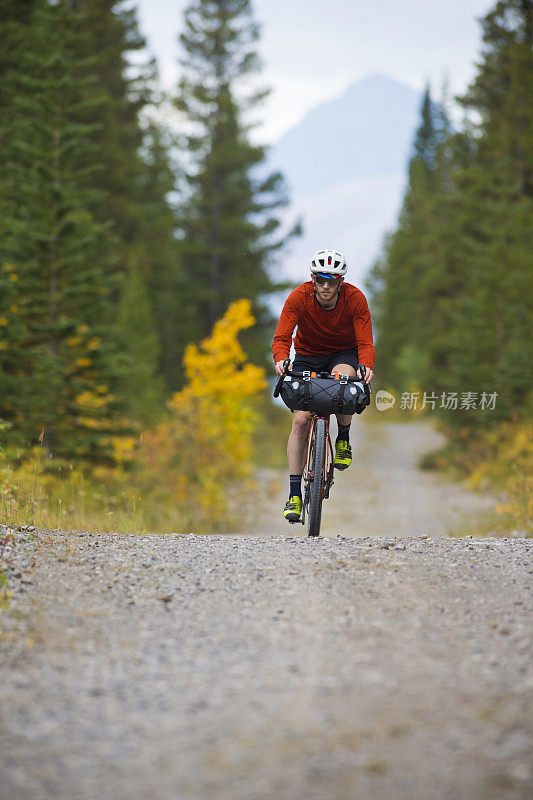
[357,365,374,385]
[276,359,373,384]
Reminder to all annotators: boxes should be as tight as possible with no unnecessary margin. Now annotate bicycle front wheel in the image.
[307,418,327,537]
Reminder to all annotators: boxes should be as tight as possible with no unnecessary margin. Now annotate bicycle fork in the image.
[301,417,335,526]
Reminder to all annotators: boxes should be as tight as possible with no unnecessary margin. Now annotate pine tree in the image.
[0,1,36,93]
[173,0,300,369]
[116,260,165,425]
[368,86,451,389]
[462,0,533,197]
[369,0,533,424]
[68,1,186,395]
[446,0,533,419]
[413,87,441,174]
[136,119,185,391]
[0,0,130,462]
[67,0,153,252]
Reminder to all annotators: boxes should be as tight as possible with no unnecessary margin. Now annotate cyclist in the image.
[273,249,375,522]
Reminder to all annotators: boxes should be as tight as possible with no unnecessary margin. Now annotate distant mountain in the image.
[269,74,422,290]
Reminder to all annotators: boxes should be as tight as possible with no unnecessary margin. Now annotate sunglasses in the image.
[314,273,342,286]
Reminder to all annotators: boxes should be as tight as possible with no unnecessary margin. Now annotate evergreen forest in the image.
[368,0,532,533]
[370,0,532,423]
[0,0,296,530]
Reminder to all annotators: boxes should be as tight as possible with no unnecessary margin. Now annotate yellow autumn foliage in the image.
[141,298,266,529]
[466,420,533,535]
[75,390,113,410]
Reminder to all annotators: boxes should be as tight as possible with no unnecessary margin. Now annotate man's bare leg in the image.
[287,410,312,474]
[283,410,312,520]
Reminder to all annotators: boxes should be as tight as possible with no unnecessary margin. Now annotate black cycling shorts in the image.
[292,349,359,374]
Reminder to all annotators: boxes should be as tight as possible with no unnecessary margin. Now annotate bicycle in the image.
[273,359,370,538]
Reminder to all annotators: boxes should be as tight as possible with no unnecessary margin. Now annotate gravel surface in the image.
[1,527,531,800]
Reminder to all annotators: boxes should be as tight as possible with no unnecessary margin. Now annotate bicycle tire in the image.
[307,418,326,537]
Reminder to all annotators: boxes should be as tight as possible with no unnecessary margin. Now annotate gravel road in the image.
[1,527,532,800]
[256,419,497,537]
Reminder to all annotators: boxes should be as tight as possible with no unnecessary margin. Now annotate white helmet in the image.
[310,249,347,276]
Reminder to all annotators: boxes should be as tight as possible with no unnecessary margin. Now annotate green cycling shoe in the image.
[283,495,303,523]
[334,439,352,470]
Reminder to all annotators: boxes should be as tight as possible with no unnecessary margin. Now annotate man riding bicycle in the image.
[273,249,375,522]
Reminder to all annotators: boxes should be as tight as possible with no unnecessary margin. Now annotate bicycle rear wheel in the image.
[307,418,326,537]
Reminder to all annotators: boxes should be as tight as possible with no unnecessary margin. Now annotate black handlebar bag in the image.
[280,375,370,415]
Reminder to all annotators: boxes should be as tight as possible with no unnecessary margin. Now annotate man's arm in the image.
[272,293,299,373]
[352,291,375,384]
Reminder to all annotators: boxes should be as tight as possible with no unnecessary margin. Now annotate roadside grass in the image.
[0,396,281,537]
[0,458,246,536]
[0,531,15,611]
[0,455,170,534]
[0,449,256,535]
[446,510,504,539]
[0,566,11,609]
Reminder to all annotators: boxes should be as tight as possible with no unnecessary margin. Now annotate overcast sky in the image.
[133,0,495,143]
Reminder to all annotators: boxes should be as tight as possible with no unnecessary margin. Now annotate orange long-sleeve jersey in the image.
[272,281,375,369]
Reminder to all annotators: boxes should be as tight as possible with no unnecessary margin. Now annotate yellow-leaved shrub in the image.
[139,299,266,530]
[466,420,532,535]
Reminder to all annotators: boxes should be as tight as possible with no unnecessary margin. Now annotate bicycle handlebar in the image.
[273,359,367,398]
